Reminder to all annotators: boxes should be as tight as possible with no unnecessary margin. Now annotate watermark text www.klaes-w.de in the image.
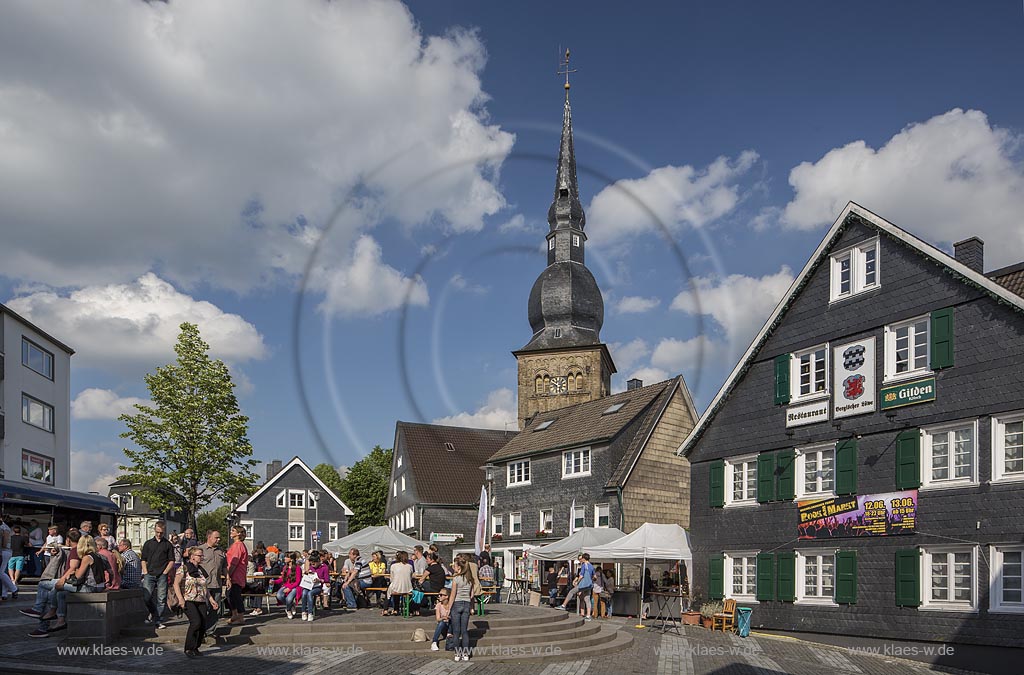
[653,645,763,657]
[848,643,955,657]
[255,645,366,657]
[57,645,165,657]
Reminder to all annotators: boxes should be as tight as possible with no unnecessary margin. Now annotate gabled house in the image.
[107,481,186,545]
[385,422,513,546]
[233,456,353,551]
[679,202,1024,648]
[488,376,696,557]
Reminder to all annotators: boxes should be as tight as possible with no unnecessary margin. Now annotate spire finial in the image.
[557,48,576,91]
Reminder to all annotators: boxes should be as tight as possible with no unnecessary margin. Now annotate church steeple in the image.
[547,52,585,234]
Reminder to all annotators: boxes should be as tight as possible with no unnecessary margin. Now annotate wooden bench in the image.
[241,592,274,614]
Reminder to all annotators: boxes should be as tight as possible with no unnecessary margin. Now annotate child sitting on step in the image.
[429,588,451,651]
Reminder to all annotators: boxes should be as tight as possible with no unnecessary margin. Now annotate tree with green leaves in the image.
[338,446,392,532]
[196,505,234,540]
[118,322,260,531]
[312,463,346,502]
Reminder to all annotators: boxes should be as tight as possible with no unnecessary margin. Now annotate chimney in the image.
[954,237,984,273]
[266,459,283,483]
[627,378,643,391]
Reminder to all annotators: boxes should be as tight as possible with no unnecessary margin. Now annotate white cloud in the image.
[432,387,517,430]
[586,151,759,248]
[610,338,651,373]
[779,108,1024,267]
[650,336,726,374]
[72,388,149,420]
[449,274,488,295]
[498,214,542,234]
[671,267,795,353]
[317,235,429,317]
[616,296,660,314]
[71,449,123,495]
[6,273,267,370]
[0,0,514,290]
[624,366,670,387]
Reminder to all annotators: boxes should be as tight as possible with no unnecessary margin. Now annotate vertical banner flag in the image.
[569,498,577,535]
[833,337,876,419]
[474,485,487,556]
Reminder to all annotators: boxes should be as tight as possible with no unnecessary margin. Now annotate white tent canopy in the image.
[583,522,693,564]
[526,527,626,561]
[322,525,428,556]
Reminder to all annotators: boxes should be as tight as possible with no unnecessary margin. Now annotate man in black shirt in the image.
[140,520,175,627]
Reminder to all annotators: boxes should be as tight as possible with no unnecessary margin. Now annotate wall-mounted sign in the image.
[798,489,917,539]
[430,532,464,543]
[833,338,876,419]
[880,377,936,410]
[786,400,829,427]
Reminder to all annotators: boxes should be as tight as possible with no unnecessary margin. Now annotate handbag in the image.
[410,589,425,604]
[300,572,319,590]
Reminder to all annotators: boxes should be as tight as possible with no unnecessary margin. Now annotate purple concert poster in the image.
[797,490,917,540]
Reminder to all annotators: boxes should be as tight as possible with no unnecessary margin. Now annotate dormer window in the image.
[444,442,455,452]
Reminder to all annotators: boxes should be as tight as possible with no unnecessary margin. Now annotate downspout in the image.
[616,486,625,531]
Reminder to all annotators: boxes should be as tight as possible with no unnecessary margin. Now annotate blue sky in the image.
[2,1,1023,496]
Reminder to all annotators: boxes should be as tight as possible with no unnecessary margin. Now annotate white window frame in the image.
[989,545,1024,614]
[921,546,978,612]
[276,490,287,508]
[724,551,759,602]
[539,509,553,533]
[22,393,54,433]
[921,420,978,490]
[572,234,580,247]
[397,454,402,468]
[21,449,54,485]
[884,315,931,383]
[328,523,339,541]
[548,238,555,251]
[125,494,135,511]
[572,505,586,531]
[21,337,54,380]
[401,475,406,492]
[510,512,522,536]
[507,460,531,487]
[790,344,829,402]
[992,411,1024,483]
[562,447,592,478]
[594,503,610,528]
[393,480,397,497]
[796,549,838,605]
[288,489,306,509]
[288,522,304,541]
[492,515,503,537]
[829,238,879,302]
[725,454,758,506]
[240,520,254,544]
[795,443,837,499]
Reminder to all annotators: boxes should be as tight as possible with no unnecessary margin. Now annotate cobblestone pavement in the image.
[0,593,987,675]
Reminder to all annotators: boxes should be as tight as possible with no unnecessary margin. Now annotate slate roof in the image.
[487,378,676,465]
[990,261,1024,298]
[396,422,515,505]
[606,377,687,489]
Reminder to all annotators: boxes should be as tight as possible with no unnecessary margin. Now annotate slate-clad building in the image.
[233,456,352,551]
[385,422,512,545]
[680,202,1024,647]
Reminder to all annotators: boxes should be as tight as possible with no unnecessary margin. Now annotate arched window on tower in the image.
[543,375,550,393]
[535,375,544,395]
[567,372,576,392]
[575,373,584,392]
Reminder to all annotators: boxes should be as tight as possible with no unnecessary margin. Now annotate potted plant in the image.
[492,534,503,541]
[699,601,723,629]
[682,596,702,625]
[534,530,549,538]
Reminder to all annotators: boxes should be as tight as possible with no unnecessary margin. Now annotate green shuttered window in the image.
[895,549,921,607]
[835,551,857,604]
[835,439,858,496]
[710,459,725,508]
[757,452,776,503]
[756,553,775,601]
[774,354,791,405]
[776,551,796,602]
[777,448,796,500]
[930,307,954,370]
[709,555,724,600]
[895,429,921,489]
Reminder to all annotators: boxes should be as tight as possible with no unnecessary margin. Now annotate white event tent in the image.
[526,527,627,561]
[322,525,428,556]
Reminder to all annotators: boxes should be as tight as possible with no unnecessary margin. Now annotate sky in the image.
[2,1,1023,497]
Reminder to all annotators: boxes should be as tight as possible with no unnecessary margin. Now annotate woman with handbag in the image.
[174,546,218,657]
[299,551,329,622]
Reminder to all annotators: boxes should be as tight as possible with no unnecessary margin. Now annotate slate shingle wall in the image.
[688,219,1024,647]
[242,465,349,550]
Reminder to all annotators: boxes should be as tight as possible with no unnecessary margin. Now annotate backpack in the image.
[89,552,112,587]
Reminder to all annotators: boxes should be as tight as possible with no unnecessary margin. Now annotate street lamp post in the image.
[311,490,320,549]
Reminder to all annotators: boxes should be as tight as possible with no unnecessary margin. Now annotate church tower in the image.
[514,52,616,430]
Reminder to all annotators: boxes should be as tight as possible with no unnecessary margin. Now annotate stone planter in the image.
[682,611,701,626]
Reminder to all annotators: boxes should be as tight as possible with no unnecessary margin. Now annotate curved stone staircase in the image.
[122,608,632,663]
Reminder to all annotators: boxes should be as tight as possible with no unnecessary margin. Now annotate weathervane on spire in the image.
[557,47,576,90]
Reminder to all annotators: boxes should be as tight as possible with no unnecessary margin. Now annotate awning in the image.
[0,480,118,513]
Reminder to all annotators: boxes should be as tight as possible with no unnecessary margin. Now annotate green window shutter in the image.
[709,554,724,600]
[895,429,921,489]
[776,551,796,602]
[774,354,791,405]
[709,460,725,508]
[757,452,777,503]
[835,439,858,496]
[756,553,775,601]
[930,307,954,370]
[895,549,921,607]
[835,551,857,604]
[776,448,796,500]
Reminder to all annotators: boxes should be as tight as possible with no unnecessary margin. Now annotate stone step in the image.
[424,624,634,663]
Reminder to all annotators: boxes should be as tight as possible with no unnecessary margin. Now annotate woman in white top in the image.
[384,550,413,616]
[445,557,476,662]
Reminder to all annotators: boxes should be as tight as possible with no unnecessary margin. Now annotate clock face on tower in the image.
[549,376,568,395]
